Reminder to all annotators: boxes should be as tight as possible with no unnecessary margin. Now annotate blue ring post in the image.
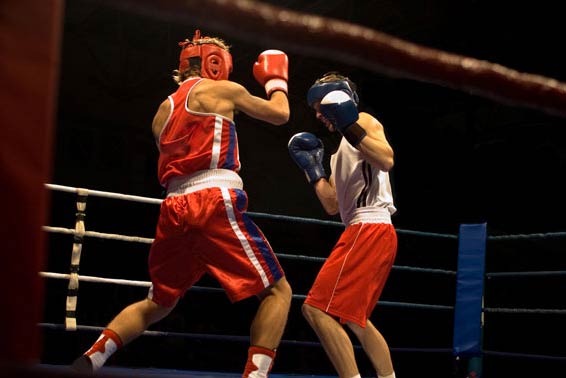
[453,223,487,377]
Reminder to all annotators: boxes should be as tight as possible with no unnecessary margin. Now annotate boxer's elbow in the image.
[272,107,290,125]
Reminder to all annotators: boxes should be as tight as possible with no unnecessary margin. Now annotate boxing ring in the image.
[3,0,566,377]
[38,183,566,377]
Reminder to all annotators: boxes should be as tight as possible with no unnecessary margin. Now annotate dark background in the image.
[42,0,566,377]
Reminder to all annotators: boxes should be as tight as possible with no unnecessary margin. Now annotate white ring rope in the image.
[45,183,163,205]
[41,272,151,288]
[43,226,154,244]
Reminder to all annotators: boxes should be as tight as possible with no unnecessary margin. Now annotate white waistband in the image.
[166,169,243,197]
[346,207,392,226]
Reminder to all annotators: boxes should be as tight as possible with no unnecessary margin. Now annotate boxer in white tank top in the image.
[288,72,398,378]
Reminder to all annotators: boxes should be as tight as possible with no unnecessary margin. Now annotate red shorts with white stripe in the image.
[147,187,284,307]
[304,223,397,328]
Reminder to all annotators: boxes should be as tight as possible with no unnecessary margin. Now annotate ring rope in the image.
[43,226,155,244]
[39,272,449,311]
[391,265,455,276]
[43,225,456,275]
[247,211,345,228]
[277,253,456,276]
[40,320,566,362]
[42,271,566,314]
[46,183,566,241]
[489,232,566,240]
[108,0,566,118]
[38,323,451,355]
[249,211,457,239]
[483,307,566,315]
[41,272,150,288]
[46,183,458,239]
[39,322,566,361]
[482,350,566,362]
[487,271,566,278]
[45,183,162,205]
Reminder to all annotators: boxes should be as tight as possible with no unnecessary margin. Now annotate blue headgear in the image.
[307,80,359,108]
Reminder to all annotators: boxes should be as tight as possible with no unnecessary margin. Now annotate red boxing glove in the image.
[253,50,288,97]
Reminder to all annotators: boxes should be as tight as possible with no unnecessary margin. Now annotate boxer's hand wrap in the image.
[319,90,366,147]
[288,132,326,185]
[253,50,288,97]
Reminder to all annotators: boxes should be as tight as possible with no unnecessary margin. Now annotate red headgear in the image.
[178,30,233,80]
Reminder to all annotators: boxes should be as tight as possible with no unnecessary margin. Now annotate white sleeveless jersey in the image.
[330,137,397,225]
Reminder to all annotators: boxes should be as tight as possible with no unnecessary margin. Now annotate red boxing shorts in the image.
[304,223,397,328]
[147,187,284,307]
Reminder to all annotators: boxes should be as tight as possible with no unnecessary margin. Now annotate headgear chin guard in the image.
[178,30,233,80]
[307,80,359,108]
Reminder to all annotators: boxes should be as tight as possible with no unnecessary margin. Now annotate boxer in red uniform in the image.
[72,30,292,378]
[288,72,397,378]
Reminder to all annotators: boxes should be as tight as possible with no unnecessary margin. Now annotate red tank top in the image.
[157,78,240,187]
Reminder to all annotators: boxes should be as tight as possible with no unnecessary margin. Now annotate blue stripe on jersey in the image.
[223,122,237,170]
[235,190,282,280]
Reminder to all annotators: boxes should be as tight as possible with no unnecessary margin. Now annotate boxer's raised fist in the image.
[253,50,288,97]
[288,132,326,185]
